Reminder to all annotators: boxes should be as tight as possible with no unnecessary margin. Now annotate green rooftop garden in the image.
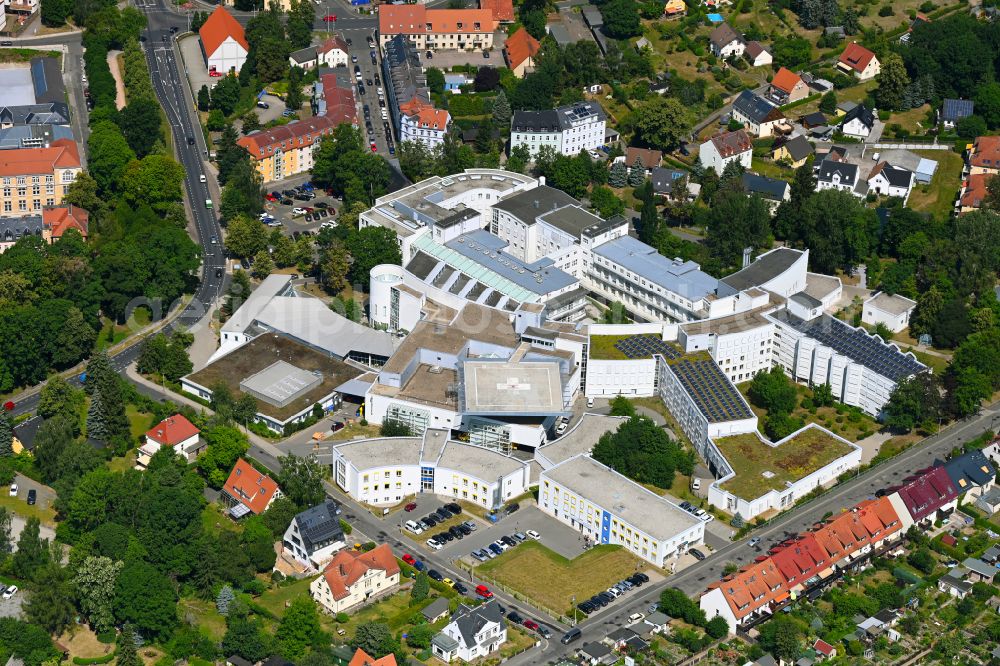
[715,426,855,500]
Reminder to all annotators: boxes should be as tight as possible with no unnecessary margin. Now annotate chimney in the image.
[533,200,539,209]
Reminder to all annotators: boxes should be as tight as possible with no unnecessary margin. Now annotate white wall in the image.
[206,37,247,73]
[699,588,739,635]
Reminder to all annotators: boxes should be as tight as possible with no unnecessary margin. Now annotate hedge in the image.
[73,652,116,665]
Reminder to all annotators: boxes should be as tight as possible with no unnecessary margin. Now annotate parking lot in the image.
[261,174,342,237]
[418,43,503,70]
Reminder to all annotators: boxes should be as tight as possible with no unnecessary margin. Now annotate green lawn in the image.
[714,427,855,500]
[906,149,964,220]
[201,503,242,537]
[177,597,227,640]
[126,404,153,440]
[475,541,644,615]
[737,383,879,443]
[0,494,57,527]
[107,450,136,473]
[256,577,316,617]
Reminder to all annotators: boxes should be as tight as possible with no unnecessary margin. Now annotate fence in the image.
[867,142,951,150]
[454,560,569,625]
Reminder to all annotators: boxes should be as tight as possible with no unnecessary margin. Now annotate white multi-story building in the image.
[310,544,400,614]
[510,102,607,157]
[399,98,451,149]
[539,454,705,567]
[433,600,506,663]
[331,429,531,509]
[282,500,346,569]
[699,130,753,174]
[862,292,916,334]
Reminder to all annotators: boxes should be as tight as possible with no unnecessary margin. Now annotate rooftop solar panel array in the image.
[613,334,683,360]
[783,312,925,381]
[668,356,754,423]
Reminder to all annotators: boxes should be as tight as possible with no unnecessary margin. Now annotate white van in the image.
[405,519,423,534]
[199,174,207,183]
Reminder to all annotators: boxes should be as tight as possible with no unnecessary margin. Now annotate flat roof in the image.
[461,360,564,414]
[333,432,526,479]
[492,185,579,225]
[0,67,36,106]
[535,414,626,468]
[589,333,682,361]
[239,360,322,408]
[720,247,805,292]
[865,291,916,316]
[543,455,702,541]
[334,436,422,471]
[444,230,577,296]
[803,272,841,303]
[436,439,527,479]
[680,306,775,337]
[186,335,363,421]
[593,235,722,302]
[536,205,606,238]
[715,426,855,499]
[665,352,754,423]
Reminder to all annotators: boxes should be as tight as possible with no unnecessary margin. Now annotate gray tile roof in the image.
[818,161,859,187]
[732,90,781,124]
[777,135,813,162]
[493,185,579,223]
[941,448,995,491]
[451,599,504,648]
[742,172,789,201]
[293,500,344,553]
[421,597,451,620]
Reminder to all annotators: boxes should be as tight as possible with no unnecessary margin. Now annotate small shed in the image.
[915,157,938,184]
[421,597,451,623]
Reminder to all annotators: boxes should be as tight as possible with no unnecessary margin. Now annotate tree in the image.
[592,416,693,488]
[225,215,269,260]
[705,616,729,639]
[12,518,49,581]
[601,0,641,38]
[113,561,177,639]
[119,98,163,158]
[589,186,625,218]
[87,121,137,195]
[346,226,402,288]
[874,53,910,111]
[116,625,142,666]
[411,572,429,601]
[758,615,803,662]
[223,616,271,663]
[251,249,274,279]
[0,509,12,558]
[319,242,350,294]
[426,67,445,95]
[121,154,185,213]
[350,623,399,660]
[41,0,73,25]
[658,588,706,626]
[286,67,305,112]
[74,556,124,634]
[907,547,935,574]
[276,454,326,509]
[197,84,211,112]
[232,394,259,430]
[627,157,646,187]
[85,351,129,444]
[276,597,325,661]
[198,426,250,488]
[220,160,264,221]
[631,97,691,151]
[975,82,1000,129]
[492,89,511,127]
[608,160,627,188]
[211,74,242,115]
[608,395,636,417]
[474,66,500,92]
[406,624,435,649]
[812,382,834,407]
[207,109,226,132]
[747,367,797,414]
[0,415,11,459]
[24,562,74,634]
[819,90,838,114]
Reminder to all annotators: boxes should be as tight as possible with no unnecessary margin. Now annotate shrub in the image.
[335,613,349,623]
[73,654,117,665]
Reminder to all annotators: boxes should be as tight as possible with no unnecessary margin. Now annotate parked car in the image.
[475,584,493,599]
[463,520,477,531]
[453,582,468,595]
[427,570,443,582]
[402,553,416,565]
[536,624,551,638]
[445,503,462,514]
[680,501,693,511]
[576,603,593,616]
[628,612,645,624]
[513,532,527,542]
[458,524,472,536]
[748,537,762,549]
[526,529,541,539]
[441,578,455,588]
[26,489,35,506]
[690,548,707,561]
[425,539,442,551]
[494,540,510,552]
[562,627,582,644]
[413,560,425,571]
[506,611,524,625]
[505,502,520,515]
[488,543,503,556]
[2,586,17,600]
[523,619,539,631]
[423,515,438,527]
[404,502,417,512]
[292,207,307,216]
[448,526,464,540]
[8,483,15,497]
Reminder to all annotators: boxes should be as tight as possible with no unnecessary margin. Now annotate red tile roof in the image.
[349,649,396,666]
[199,5,248,56]
[145,414,200,447]
[891,466,957,521]
[399,98,450,130]
[960,173,990,210]
[42,204,88,241]
[970,136,1000,170]
[222,458,281,515]
[710,129,752,158]
[319,74,358,127]
[707,557,786,621]
[504,27,540,70]
[0,138,80,177]
[770,67,803,95]
[318,35,349,55]
[480,0,514,22]
[769,534,828,585]
[813,639,835,656]
[379,5,497,36]
[321,544,400,600]
[238,115,336,157]
[838,42,876,74]
[626,146,663,170]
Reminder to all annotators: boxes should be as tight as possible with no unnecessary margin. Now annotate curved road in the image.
[8,0,225,419]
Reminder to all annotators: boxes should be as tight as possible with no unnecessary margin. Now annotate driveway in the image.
[420,44,502,70]
[10,474,56,516]
[177,32,213,102]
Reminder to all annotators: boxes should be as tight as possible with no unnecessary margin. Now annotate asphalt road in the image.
[6,0,226,419]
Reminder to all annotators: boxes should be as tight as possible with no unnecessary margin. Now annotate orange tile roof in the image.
[321,544,400,601]
[349,649,396,666]
[770,67,802,94]
[626,146,663,170]
[199,5,248,56]
[238,115,337,157]
[504,27,540,70]
[970,136,1000,170]
[960,173,990,209]
[838,42,875,73]
[222,458,280,515]
[0,138,80,177]
[399,98,450,130]
[709,557,786,620]
[145,414,200,447]
[480,0,514,22]
[379,5,497,35]
[710,129,752,157]
[42,204,88,240]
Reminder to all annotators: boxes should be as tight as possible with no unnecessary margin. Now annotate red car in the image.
[404,502,417,512]
[265,193,279,202]
[322,14,336,21]
[523,619,539,631]
[209,70,223,77]
[402,553,416,565]
[475,584,493,599]
[370,141,378,152]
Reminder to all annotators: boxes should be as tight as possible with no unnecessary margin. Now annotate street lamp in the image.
[571,595,577,626]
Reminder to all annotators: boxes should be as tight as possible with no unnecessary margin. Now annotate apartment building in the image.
[0,138,81,216]
[510,102,607,157]
[378,5,498,51]
[398,98,451,148]
[237,115,336,183]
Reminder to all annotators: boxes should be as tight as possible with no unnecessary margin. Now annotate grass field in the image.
[715,427,854,498]
[906,149,963,220]
[737,383,879,442]
[0,493,57,527]
[126,404,153,440]
[475,541,644,614]
[256,576,315,617]
[178,597,228,640]
[107,450,137,473]
[201,503,243,537]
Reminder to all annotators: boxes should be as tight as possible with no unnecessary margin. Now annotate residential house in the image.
[310,543,401,614]
[967,136,1000,176]
[444,73,469,91]
[377,6,498,51]
[958,173,990,213]
[136,414,203,469]
[347,648,396,666]
[976,487,1000,515]
[962,557,996,583]
[421,597,451,623]
[840,104,876,139]
[650,166,688,198]
[578,642,614,665]
[741,172,790,214]
[604,627,637,650]
[800,111,827,129]
[731,90,785,137]
[41,204,87,243]
[771,135,813,168]
[815,159,859,194]
[0,138,81,217]
[862,292,916,334]
[941,448,995,501]
[288,46,318,69]
[709,23,744,58]
[940,99,974,129]
[644,611,671,634]
[479,0,514,22]
[624,146,663,174]
[867,162,914,202]
[745,41,772,67]
[510,102,607,157]
[664,0,686,16]
[938,568,974,598]
[282,499,346,569]
[398,98,451,149]
[433,599,506,663]
[887,465,959,527]
[699,129,752,174]
[768,67,809,105]
[856,614,900,643]
[812,639,836,660]
[504,27,540,78]
[317,35,351,68]
[199,5,248,74]
[837,43,881,81]
[221,458,283,518]
[238,115,338,183]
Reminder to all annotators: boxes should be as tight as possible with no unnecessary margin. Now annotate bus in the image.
[205,199,213,209]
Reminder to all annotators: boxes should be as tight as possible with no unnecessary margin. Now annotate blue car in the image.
[414,560,425,571]
[488,543,503,556]
[301,182,314,191]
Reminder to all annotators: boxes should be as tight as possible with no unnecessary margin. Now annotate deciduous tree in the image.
[73,556,123,634]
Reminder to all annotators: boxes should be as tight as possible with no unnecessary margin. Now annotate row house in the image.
[378,5,498,51]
